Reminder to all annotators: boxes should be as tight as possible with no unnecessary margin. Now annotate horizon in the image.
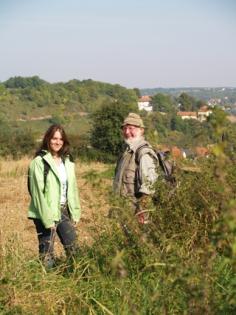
[1,74,236,90]
[1,0,236,88]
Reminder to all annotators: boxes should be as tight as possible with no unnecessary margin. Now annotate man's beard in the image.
[124,135,144,146]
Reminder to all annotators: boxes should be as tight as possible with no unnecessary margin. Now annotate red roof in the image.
[139,95,151,102]
[177,112,197,117]
[198,106,210,112]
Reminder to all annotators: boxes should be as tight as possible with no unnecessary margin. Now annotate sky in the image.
[0,0,236,88]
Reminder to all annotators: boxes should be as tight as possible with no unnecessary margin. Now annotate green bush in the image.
[90,101,138,156]
[0,126,36,158]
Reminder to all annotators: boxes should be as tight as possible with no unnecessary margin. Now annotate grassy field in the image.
[0,158,111,256]
[0,157,235,314]
[16,114,91,138]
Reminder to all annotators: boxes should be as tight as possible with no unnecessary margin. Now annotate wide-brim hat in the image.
[122,113,145,128]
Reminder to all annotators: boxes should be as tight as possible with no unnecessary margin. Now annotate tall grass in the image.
[0,155,235,314]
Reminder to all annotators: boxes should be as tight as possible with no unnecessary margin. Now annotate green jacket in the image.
[28,151,81,228]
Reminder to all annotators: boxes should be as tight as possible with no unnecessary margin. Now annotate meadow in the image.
[0,155,235,314]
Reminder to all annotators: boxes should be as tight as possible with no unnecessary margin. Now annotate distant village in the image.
[137,95,236,159]
[137,95,236,123]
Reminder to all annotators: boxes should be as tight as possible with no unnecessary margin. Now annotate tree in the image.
[133,88,141,98]
[152,93,175,113]
[170,115,186,132]
[0,119,36,158]
[207,107,228,142]
[4,76,47,89]
[177,93,196,111]
[196,99,207,109]
[90,101,137,156]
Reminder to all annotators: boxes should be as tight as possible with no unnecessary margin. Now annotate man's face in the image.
[122,124,143,140]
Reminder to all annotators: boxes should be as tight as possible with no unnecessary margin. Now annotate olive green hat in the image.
[122,113,145,128]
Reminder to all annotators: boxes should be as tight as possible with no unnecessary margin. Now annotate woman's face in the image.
[49,130,64,155]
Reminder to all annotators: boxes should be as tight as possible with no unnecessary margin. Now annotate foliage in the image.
[0,76,138,121]
[1,76,236,162]
[90,101,138,157]
[177,92,197,111]
[0,77,235,312]
[0,148,235,314]
[0,120,36,158]
[207,107,228,142]
[141,87,236,110]
[133,87,141,98]
[70,134,116,163]
[152,93,176,113]
[143,111,214,148]
[3,76,47,89]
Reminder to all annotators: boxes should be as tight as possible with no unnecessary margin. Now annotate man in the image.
[113,113,158,224]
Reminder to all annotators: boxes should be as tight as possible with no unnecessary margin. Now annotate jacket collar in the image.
[42,151,70,179]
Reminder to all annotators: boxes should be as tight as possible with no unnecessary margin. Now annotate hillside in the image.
[0,76,138,135]
[1,76,236,161]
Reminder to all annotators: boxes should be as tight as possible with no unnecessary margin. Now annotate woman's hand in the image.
[48,224,56,231]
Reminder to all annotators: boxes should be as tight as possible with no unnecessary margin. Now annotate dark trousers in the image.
[33,207,78,266]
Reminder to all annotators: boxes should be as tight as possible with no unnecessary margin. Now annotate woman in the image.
[28,124,81,268]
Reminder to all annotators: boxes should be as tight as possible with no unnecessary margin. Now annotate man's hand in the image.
[136,194,152,224]
[136,211,145,224]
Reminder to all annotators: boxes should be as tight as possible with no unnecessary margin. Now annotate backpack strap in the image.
[36,151,51,194]
[62,153,74,163]
[156,151,171,177]
[135,143,158,165]
[156,151,176,183]
[41,159,50,194]
[28,151,50,196]
[135,145,175,183]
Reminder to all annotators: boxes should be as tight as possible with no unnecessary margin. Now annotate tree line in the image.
[0,76,236,160]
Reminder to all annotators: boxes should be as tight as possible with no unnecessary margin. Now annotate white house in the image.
[197,106,212,122]
[177,106,212,122]
[177,111,198,120]
[138,95,153,112]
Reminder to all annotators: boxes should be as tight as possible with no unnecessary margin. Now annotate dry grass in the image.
[0,157,112,258]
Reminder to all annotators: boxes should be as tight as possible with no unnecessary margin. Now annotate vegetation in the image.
[141,87,236,111]
[0,117,35,158]
[152,93,175,113]
[0,139,235,314]
[0,76,138,120]
[0,76,236,313]
[0,76,140,159]
[90,101,137,160]
[1,75,236,160]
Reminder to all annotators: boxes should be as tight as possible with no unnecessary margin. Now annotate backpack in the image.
[27,151,50,197]
[135,144,176,184]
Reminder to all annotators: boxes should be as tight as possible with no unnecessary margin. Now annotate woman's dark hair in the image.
[36,124,70,157]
